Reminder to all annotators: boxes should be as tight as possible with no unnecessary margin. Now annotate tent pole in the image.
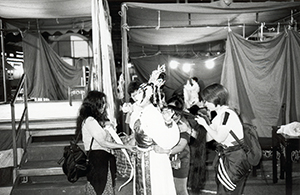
[0,19,7,103]
[121,3,130,135]
[121,4,129,103]
[126,21,295,30]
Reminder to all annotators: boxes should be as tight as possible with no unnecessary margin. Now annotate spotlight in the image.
[205,59,215,69]
[182,63,192,73]
[169,60,179,69]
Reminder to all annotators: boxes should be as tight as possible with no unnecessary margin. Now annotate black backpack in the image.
[223,112,262,166]
[58,136,94,183]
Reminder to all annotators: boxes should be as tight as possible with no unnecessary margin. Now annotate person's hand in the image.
[125,145,137,153]
[104,121,115,130]
[195,115,208,126]
[121,103,133,113]
[153,145,171,154]
[161,108,173,124]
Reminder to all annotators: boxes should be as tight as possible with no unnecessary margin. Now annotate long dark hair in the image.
[75,90,109,137]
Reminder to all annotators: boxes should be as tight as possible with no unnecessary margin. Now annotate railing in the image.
[10,73,29,183]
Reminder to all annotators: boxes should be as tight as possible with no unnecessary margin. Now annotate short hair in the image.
[201,83,228,106]
[167,95,184,112]
[191,77,198,83]
[127,80,142,95]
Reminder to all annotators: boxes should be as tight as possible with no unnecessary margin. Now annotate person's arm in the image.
[195,116,229,143]
[170,138,188,155]
[85,117,135,151]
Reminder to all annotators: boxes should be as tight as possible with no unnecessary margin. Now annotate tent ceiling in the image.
[0,0,91,19]
[0,0,92,34]
[124,1,300,45]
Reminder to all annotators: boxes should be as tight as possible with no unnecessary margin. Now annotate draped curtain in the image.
[22,33,82,100]
[221,30,300,137]
[91,0,118,125]
[132,54,224,101]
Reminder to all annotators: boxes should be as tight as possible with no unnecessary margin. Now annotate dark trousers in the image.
[87,150,116,195]
[216,172,249,195]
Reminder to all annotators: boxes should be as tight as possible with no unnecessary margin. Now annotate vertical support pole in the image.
[121,3,130,134]
[11,104,17,183]
[121,4,129,102]
[24,75,29,142]
[0,19,7,103]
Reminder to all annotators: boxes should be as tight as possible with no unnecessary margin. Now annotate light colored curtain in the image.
[22,33,82,100]
[91,0,118,125]
[221,30,300,137]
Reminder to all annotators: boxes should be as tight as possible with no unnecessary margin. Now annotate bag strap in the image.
[74,132,81,144]
[222,111,230,125]
[222,112,244,147]
[87,138,94,159]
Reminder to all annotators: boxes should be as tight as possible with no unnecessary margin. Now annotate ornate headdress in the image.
[147,64,167,109]
[148,64,166,87]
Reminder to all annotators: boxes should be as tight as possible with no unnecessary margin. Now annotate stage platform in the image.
[0,100,81,123]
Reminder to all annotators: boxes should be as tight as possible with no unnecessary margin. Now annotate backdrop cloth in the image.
[131,54,224,101]
[221,30,300,137]
[22,33,82,100]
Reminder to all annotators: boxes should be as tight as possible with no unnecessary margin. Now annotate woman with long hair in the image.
[76,90,135,195]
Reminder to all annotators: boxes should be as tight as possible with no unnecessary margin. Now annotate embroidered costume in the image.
[133,104,180,195]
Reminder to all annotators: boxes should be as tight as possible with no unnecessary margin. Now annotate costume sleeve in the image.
[142,107,180,150]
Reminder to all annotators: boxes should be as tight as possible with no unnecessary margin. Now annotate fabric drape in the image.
[91,0,118,125]
[125,2,300,46]
[132,54,223,100]
[22,33,82,100]
[221,30,300,137]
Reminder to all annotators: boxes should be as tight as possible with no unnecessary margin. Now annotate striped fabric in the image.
[216,157,236,191]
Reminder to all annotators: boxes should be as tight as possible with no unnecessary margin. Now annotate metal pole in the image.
[121,3,130,135]
[24,74,30,142]
[11,103,17,183]
[0,19,7,103]
[121,4,129,103]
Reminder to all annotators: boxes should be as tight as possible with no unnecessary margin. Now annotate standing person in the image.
[195,83,251,195]
[122,80,143,132]
[163,95,192,195]
[183,77,200,110]
[75,90,135,195]
[132,71,180,194]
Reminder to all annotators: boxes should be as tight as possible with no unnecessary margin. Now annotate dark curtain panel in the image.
[221,30,300,137]
[131,54,223,101]
[22,33,82,100]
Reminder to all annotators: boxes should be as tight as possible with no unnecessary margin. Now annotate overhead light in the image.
[169,60,179,69]
[182,63,193,73]
[205,59,215,69]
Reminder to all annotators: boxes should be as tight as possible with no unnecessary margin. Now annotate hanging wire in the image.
[142,46,147,56]
[243,23,245,38]
[155,10,161,30]
[227,18,232,32]
[260,22,265,41]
